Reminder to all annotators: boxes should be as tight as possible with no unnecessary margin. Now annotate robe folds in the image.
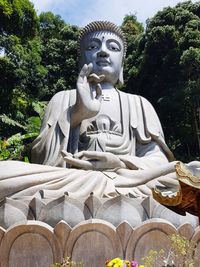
[0,90,176,201]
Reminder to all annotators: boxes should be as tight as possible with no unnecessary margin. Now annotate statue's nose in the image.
[97,44,109,58]
[98,50,109,57]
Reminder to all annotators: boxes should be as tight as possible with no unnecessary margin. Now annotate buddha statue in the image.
[0,21,199,203]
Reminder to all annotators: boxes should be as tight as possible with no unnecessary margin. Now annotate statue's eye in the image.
[107,41,121,51]
[87,45,96,50]
[87,41,99,50]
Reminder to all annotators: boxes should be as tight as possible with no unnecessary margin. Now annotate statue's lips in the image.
[96,60,110,66]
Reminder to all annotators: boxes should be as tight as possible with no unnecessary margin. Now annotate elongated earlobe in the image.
[118,67,124,85]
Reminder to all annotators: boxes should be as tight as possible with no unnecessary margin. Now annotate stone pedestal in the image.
[0,195,199,266]
[0,219,199,267]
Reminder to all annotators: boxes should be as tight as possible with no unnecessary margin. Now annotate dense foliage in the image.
[0,1,79,160]
[124,1,200,161]
[0,0,199,161]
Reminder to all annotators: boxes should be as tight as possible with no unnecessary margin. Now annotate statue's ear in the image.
[118,66,124,85]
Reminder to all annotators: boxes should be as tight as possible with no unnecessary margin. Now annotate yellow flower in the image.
[107,258,123,267]
[123,260,130,267]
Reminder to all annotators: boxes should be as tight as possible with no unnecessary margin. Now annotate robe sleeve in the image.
[31,90,76,167]
[119,94,174,170]
[136,95,174,161]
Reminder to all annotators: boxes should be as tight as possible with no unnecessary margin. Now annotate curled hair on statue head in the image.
[78,21,127,58]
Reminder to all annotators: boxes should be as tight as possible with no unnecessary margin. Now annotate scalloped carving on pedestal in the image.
[0,219,198,267]
[84,194,102,218]
[96,195,148,227]
[0,198,34,229]
[116,221,133,257]
[54,220,72,253]
[38,195,91,227]
[1,196,199,230]
[65,219,123,267]
[191,227,200,266]
[141,196,157,218]
[178,223,195,240]
[0,226,5,246]
[125,219,177,263]
[28,197,45,220]
[0,221,62,267]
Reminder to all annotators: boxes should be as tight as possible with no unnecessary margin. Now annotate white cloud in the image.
[31,0,74,15]
[80,0,197,26]
[31,0,199,26]
[30,0,52,13]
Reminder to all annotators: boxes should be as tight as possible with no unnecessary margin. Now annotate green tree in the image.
[0,5,79,160]
[0,0,44,142]
[121,14,144,87]
[39,12,65,41]
[0,33,47,135]
[0,0,39,39]
[39,13,80,99]
[125,1,200,161]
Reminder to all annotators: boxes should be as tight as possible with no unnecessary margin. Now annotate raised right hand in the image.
[72,63,105,124]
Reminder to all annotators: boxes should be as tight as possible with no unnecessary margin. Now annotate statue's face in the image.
[80,31,124,85]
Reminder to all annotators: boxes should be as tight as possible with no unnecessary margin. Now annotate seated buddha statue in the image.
[0,21,199,202]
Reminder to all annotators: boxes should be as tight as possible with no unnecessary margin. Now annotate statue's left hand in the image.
[61,150,126,170]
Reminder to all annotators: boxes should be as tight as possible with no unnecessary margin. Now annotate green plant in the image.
[142,234,197,267]
[0,132,38,161]
[168,234,196,267]
[0,100,46,161]
[142,249,165,267]
[51,257,83,267]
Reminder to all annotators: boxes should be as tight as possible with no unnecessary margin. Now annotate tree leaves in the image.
[0,0,39,38]
[124,1,200,161]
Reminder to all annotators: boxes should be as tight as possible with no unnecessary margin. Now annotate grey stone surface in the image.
[38,195,91,227]
[96,195,148,227]
[0,21,187,204]
[152,203,199,228]
[0,195,198,230]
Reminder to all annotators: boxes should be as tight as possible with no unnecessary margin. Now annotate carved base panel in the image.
[0,219,199,267]
[0,196,199,266]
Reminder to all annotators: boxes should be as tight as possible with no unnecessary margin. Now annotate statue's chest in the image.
[98,92,121,121]
[78,91,133,153]
[80,91,122,136]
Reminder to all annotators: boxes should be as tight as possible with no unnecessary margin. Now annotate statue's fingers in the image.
[118,156,138,170]
[95,83,102,100]
[74,151,96,159]
[85,63,93,76]
[88,74,105,83]
[77,64,88,82]
[63,156,93,169]
[88,73,98,83]
[98,74,105,82]
[61,150,73,158]
[74,151,84,159]
[81,151,106,161]
[77,63,93,84]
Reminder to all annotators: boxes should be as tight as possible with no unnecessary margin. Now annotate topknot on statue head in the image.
[78,21,127,58]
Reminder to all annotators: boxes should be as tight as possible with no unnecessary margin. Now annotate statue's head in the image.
[78,21,127,85]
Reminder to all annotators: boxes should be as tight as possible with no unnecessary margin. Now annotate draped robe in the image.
[0,89,175,202]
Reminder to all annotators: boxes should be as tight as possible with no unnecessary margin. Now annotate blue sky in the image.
[30,0,199,27]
